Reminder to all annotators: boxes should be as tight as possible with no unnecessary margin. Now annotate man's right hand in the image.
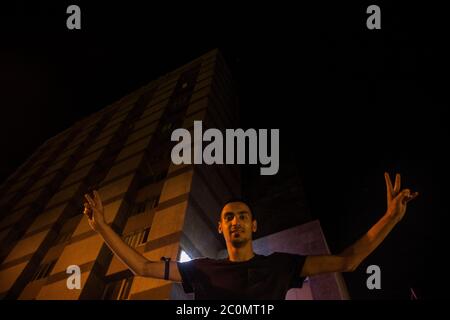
[83,190,106,232]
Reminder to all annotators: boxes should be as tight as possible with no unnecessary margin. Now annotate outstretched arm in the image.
[300,172,419,277]
[84,191,182,281]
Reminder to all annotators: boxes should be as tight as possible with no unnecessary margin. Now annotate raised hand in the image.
[384,172,419,222]
[83,190,106,232]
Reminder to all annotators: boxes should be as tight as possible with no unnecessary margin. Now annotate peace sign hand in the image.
[83,190,106,232]
[384,172,419,222]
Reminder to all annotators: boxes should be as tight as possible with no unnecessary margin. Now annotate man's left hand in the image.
[384,172,419,222]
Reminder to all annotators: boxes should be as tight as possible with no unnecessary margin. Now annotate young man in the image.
[83,172,418,299]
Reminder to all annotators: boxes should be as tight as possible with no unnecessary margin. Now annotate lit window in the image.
[123,227,150,248]
[179,250,192,263]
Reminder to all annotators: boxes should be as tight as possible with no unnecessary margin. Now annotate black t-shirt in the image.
[177,252,307,300]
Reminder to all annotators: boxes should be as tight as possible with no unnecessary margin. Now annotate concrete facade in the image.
[0,49,240,300]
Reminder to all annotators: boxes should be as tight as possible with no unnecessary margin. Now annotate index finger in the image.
[84,194,95,207]
[93,190,100,200]
[93,190,102,206]
[384,172,394,201]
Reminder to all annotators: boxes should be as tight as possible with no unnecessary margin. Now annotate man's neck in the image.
[226,242,255,262]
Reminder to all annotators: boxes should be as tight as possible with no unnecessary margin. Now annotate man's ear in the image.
[252,220,257,233]
[218,222,222,234]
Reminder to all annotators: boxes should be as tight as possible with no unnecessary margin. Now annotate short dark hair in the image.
[220,198,256,221]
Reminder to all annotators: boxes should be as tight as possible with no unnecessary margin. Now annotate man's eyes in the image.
[225,214,247,221]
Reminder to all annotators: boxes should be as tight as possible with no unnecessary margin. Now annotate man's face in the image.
[218,202,257,248]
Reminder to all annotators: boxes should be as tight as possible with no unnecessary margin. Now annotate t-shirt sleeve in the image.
[177,259,199,293]
[277,252,307,289]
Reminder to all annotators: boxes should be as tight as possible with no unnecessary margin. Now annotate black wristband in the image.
[160,257,171,280]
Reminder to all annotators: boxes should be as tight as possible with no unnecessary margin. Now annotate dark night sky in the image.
[1,2,448,299]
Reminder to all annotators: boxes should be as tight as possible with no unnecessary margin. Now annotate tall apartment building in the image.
[0,49,243,299]
[0,49,348,300]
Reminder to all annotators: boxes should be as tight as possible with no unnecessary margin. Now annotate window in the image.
[168,94,190,115]
[32,260,57,281]
[161,122,173,134]
[138,169,167,188]
[123,227,150,248]
[148,195,159,209]
[132,202,146,216]
[102,276,133,300]
[179,250,192,263]
[130,196,159,217]
[54,230,72,245]
[154,171,167,182]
